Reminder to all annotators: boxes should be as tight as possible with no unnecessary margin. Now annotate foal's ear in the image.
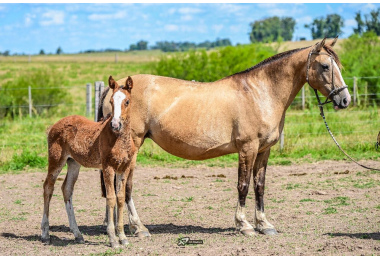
[109,76,117,90]
[123,76,133,92]
[314,37,326,52]
[330,35,338,47]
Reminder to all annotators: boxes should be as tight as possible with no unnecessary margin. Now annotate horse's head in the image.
[108,75,133,132]
[306,37,351,110]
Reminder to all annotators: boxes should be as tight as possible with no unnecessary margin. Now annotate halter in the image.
[306,49,348,107]
[306,48,380,172]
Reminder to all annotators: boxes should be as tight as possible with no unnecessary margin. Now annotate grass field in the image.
[0,40,379,172]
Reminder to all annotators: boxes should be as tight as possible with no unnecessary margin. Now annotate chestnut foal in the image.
[41,76,136,248]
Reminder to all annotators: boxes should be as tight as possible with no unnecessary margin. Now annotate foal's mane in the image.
[228,43,342,78]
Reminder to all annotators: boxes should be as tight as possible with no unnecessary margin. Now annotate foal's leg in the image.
[234,142,258,236]
[253,149,277,235]
[115,171,129,246]
[103,166,119,248]
[41,153,67,244]
[126,153,150,238]
[61,158,84,243]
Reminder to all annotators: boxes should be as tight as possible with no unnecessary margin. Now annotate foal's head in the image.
[108,76,133,132]
[306,37,351,109]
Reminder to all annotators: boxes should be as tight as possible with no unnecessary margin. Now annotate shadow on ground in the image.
[325,232,380,241]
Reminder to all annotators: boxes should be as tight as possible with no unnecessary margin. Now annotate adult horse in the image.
[97,38,350,237]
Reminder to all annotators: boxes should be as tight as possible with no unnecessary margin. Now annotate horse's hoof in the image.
[241,229,256,236]
[136,231,151,239]
[120,239,129,246]
[110,241,120,248]
[75,236,85,244]
[41,237,51,245]
[261,228,278,235]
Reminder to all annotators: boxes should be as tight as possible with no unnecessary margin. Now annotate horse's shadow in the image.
[1,223,236,247]
[325,232,380,241]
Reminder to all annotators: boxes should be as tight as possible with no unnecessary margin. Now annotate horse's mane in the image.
[228,43,342,78]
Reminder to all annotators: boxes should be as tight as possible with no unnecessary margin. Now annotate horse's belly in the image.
[149,128,237,160]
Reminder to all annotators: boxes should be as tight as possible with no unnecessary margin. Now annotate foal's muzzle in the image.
[111,118,121,131]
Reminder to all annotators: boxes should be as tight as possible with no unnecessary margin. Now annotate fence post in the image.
[115,53,118,63]
[280,130,284,151]
[353,76,357,106]
[301,85,305,110]
[28,86,32,118]
[86,83,92,117]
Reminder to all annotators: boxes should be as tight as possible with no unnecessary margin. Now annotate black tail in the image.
[99,87,111,198]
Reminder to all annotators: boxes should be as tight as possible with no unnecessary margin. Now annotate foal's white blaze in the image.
[112,90,126,128]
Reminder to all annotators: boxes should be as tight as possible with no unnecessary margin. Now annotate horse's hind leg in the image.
[235,142,258,236]
[253,149,277,235]
[61,158,84,243]
[41,152,67,244]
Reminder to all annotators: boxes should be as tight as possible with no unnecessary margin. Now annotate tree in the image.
[3,50,10,56]
[136,40,148,50]
[304,14,344,39]
[249,16,296,43]
[56,47,63,55]
[353,8,380,36]
[39,49,45,55]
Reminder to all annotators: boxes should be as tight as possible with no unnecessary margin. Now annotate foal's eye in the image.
[125,100,130,106]
[321,64,329,71]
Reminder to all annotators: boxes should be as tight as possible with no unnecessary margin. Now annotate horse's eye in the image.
[321,64,329,71]
[125,100,130,106]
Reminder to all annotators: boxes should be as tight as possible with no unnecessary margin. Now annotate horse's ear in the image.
[123,76,133,92]
[330,35,338,47]
[109,76,117,90]
[314,37,326,52]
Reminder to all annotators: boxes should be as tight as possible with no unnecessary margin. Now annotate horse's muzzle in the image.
[111,118,121,131]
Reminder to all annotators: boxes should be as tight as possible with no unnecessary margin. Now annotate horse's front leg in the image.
[103,166,119,248]
[235,142,258,236]
[126,153,150,238]
[115,170,129,246]
[253,149,277,235]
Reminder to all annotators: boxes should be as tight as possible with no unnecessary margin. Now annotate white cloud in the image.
[25,13,36,27]
[88,10,126,21]
[212,24,223,34]
[296,16,312,25]
[40,10,65,26]
[218,4,243,13]
[178,7,202,14]
[345,19,357,27]
[181,15,193,21]
[165,24,179,32]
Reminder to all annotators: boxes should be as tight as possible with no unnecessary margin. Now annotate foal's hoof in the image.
[241,229,256,236]
[120,239,129,246]
[261,228,278,236]
[110,241,120,248]
[75,236,85,244]
[41,237,51,245]
[136,231,151,239]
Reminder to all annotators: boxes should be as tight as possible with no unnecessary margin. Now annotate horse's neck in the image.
[247,48,309,111]
[104,116,133,149]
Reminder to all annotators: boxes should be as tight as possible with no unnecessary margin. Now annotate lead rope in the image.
[314,89,380,171]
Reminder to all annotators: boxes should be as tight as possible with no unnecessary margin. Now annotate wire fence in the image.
[0,77,379,151]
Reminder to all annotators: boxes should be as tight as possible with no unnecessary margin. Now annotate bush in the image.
[152,44,276,82]
[0,149,47,171]
[0,69,69,119]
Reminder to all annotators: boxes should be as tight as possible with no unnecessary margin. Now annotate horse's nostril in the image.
[342,97,348,106]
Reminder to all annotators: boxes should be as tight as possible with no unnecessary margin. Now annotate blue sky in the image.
[0,3,379,54]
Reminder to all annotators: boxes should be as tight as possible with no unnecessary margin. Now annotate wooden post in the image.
[364,81,368,107]
[28,55,31,63]
[353,76,357,106]
[115,53,118,63]
[280,130,284,151]
[301,85,305,110]
[28,86,32,118]
[86,83,91,117]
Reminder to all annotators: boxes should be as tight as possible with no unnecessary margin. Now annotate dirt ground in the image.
[0,160,379,256]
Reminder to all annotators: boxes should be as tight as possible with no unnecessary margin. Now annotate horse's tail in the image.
[97,87,110,122]
[99,86,111,198]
